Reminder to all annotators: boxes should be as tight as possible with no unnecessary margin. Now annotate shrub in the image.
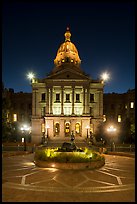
[34,147,105,163]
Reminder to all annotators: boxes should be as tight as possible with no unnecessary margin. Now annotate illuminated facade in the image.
[31,28,104,144]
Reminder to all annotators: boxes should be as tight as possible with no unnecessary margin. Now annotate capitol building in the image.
[31,28,104,144]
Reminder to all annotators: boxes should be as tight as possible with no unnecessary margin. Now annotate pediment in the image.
[46,67,91,80]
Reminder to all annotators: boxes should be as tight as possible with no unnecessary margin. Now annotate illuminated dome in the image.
[54,28,81,67]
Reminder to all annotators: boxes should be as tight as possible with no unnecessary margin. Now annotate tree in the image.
[2,84,13,142]
[130,123,135,143]
[121,117,134,143]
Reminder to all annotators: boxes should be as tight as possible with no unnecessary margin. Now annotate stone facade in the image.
[31,28,104,144]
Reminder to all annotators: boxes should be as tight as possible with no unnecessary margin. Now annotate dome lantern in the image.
[64,27,71,42]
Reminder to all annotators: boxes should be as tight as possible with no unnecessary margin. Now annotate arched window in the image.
[75,123,80,134]
[55,123,60,134]
[65,122,70,133]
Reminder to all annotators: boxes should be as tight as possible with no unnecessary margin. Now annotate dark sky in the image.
[2,1,135,93]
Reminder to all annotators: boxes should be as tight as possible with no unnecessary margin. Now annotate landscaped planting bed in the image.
[34,147,105,170]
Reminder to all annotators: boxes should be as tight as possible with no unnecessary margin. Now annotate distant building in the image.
[3,88,32,126]
[31,28,104,144]
[103,89,135,143]
[103,89,135,123]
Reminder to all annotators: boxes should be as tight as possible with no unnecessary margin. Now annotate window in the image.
[66,57,69,62]
[76,94,80,102]
[130,102,134,109]
[118,115,122,122]
[90,94,94,103]
[13,114,17,122]
[56,94,60,102]
[66,94,70,102]
[41,93,46,101]
[75,123,80,134]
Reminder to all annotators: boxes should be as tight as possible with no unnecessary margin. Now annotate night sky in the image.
[2,1,135,93]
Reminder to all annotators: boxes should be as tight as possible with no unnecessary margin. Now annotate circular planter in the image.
[34,159,105,170]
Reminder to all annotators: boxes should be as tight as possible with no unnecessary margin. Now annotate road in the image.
[2,153,135,202]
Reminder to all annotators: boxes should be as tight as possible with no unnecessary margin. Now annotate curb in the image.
[106,152,135,158]
[2,151,32,157]
[34,159,105,170]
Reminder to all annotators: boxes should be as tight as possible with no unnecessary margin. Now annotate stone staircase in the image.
[47,139,88,148]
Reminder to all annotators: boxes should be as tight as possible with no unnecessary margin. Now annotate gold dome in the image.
[54,28,81,67]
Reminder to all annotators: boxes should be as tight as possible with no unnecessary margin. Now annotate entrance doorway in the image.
[54,122,60,137]
[75,122,81,137]
[65,122,70,137]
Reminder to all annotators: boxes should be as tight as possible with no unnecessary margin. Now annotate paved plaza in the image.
[2,148,135,202]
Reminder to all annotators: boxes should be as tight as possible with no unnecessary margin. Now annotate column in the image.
[46,88,49,115]
[87,88,89,114]
[72,86,74,114]
[32,88,38,116]
[61,86,64,115]
[50,87,53,114]
[83,87,85,114]
[99,91,103,116]
[85,88,87,114]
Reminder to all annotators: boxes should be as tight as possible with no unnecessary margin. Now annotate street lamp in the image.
[107,125,116,132]
[100,71,110,82]
[107,125,117,151]
[46,125,50,139]
[27,72,35,83]
[20,124,31,151]
[86,125,90,139]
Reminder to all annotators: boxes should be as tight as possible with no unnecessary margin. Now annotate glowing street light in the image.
[107,125,116,132]
[27,72,35,81]
[20,124,31,151]
[107,125,117,151]
[100,72,110,82]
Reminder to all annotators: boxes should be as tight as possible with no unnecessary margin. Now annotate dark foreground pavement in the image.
[2,151,135,202]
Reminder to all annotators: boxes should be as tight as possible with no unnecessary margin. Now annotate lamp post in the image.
[20,124,30,151]
[107,125,116,151]
[46,125,50,139]
[86,125,90,139]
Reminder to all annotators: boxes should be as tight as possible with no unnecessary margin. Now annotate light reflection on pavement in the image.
[2,154,135,202]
